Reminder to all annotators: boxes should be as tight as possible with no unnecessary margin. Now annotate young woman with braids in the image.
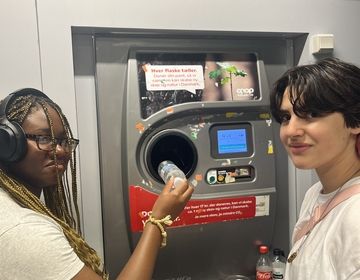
[0,88,193,280]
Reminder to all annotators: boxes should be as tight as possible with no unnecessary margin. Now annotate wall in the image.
[1,0,359,260]
[0,0,42,94]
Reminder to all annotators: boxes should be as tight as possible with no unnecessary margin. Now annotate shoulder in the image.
[0,187,62,233]
[0,189,84,279]
[330,193,360,275]
[339,178,360,224]
[0,188,40,232]
[303,181,322,200]
[298,181,322,215]
[338,192,360,224]
[328,191,360,250]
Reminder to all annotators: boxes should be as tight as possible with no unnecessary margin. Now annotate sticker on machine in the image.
[143,64,205,94]
[129,185,270,232]
[255,195,270,216]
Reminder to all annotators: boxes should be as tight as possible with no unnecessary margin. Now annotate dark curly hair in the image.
[270,57,360,128]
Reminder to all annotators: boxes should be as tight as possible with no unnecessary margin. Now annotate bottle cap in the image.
[259,245,269,254]
[273,248,285,257]
[273,248,281,255]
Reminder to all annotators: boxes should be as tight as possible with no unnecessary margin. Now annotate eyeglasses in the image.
[25,134,79,153]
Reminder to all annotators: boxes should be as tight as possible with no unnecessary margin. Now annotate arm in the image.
[73,178,193,280]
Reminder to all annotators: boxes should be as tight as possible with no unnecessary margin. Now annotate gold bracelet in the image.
[144,212,173,248]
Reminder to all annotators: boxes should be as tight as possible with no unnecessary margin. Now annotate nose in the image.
[50,145,70,164]
[283,115,305,138]
[54,142,68,156]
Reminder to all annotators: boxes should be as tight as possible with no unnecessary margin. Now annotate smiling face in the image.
[279,88,359,173]
[7,105,70,196]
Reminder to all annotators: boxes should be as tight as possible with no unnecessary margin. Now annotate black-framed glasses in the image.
[25,134,79,153]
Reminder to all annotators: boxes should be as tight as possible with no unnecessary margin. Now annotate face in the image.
[279,88,359,173]
[8,105,71,195]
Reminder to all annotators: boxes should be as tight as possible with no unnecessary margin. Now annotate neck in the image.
[317,164,360,194]
[6,169,43,198]
[0,168,43,198]
[26,184,43,198]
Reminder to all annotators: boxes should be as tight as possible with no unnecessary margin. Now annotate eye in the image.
[279,113,290,124]
[60,138,71,147]
[37,135,52,145]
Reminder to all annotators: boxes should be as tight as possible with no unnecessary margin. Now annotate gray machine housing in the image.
[126,51,275,279]
[92,32,294,280]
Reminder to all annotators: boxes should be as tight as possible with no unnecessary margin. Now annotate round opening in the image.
[145,130,198,183]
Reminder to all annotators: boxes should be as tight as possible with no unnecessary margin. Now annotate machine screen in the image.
[217,129,247,154]
[210,123,253,158]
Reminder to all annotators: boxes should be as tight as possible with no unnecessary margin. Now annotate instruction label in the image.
[129,185,270,232]
[143,64,205,94]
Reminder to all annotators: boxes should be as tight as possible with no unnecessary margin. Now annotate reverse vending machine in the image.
[92,33,290,280]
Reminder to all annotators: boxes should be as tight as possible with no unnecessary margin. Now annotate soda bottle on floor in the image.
[256,245,272,280]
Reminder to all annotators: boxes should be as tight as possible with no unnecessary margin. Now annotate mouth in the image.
[288,143,312,154]
[45,161,67,172]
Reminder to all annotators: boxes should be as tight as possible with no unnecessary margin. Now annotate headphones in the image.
[0,88,49,162]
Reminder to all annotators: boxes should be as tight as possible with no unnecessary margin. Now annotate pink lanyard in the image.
[293,184,360,244]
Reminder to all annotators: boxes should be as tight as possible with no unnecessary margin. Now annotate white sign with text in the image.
[144,64,204,94]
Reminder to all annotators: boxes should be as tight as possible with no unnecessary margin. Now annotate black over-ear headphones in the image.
[0,88,49,162]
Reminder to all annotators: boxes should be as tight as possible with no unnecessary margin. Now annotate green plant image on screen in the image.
[208,62,247,100]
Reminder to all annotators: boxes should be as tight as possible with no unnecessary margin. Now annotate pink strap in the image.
[293,184,360,244]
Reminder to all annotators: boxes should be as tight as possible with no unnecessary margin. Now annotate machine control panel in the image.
[206,166,254,185]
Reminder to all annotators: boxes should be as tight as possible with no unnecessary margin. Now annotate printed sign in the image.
[137,52,260,119]
[129,185,270,232]
[144,64,204,94]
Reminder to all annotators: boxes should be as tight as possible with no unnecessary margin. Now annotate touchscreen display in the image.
[210,123,253,158]
[217,129,247,154]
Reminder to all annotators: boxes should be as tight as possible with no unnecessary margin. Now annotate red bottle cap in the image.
[259,245,269,254]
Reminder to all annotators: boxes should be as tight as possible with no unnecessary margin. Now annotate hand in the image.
[151,178,193,220]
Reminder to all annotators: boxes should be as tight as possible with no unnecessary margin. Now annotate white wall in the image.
[1,0,359,258]
[0,0,42,95]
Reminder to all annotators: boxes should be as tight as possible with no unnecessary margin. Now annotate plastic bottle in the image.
[158,160,187,188]
[256,245,273,280]
[271,248,286,279]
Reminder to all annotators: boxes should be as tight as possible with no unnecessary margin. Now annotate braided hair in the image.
[0,92,108,279]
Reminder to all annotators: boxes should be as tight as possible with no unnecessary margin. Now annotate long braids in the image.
[0,94,108,279]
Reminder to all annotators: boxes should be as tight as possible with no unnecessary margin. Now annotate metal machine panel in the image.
[94,34,290,280]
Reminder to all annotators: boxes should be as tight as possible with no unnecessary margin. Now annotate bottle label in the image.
[256,271,272,280]
[272,267,285,279]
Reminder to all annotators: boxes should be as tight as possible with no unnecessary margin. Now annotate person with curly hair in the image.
[0,88,193,280]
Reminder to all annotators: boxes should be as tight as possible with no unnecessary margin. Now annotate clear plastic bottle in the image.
[256,245,273,280]
[271,248,286,279]
[158,160,187,187]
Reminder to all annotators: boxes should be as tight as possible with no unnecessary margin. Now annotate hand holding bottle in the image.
[158,160,187,188]
[151,177,193,221]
